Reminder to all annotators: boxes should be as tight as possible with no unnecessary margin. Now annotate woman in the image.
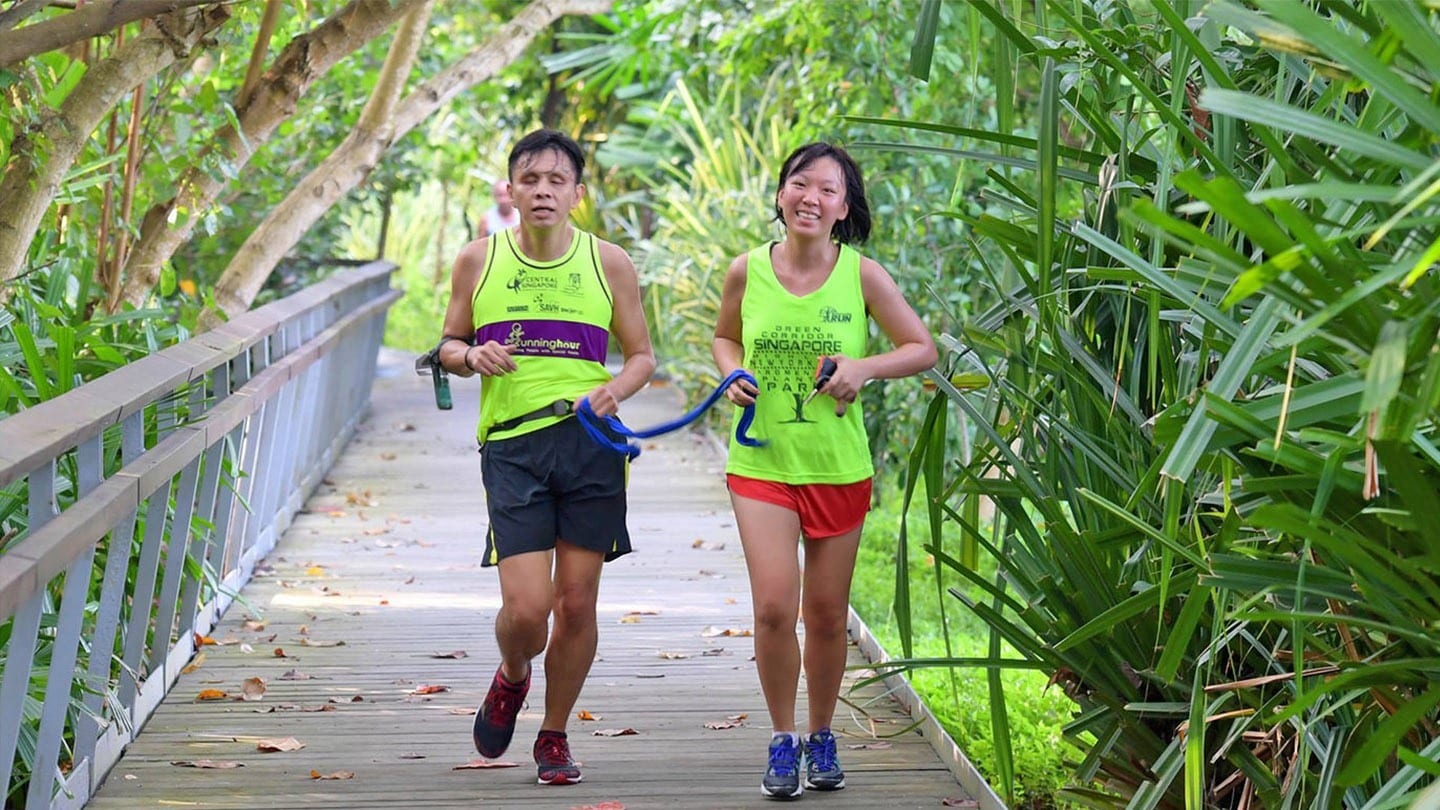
[713,142,937,800]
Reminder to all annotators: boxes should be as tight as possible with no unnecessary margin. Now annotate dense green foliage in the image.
[889,1,1440,807]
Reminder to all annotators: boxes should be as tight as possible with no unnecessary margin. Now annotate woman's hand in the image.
[725,375,759,407]
[818,355,865,416]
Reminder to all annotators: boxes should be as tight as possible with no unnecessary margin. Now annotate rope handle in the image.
[576,369,766,460]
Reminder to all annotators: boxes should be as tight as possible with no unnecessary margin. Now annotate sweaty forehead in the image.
[514,149,576,181]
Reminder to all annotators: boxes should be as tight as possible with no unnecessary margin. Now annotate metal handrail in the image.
[0,263,400,809]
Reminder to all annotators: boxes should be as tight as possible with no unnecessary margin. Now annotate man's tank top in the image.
[471,228,613,442]
[725,243,874,484]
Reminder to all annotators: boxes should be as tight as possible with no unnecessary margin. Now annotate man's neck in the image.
[515,222,574,262]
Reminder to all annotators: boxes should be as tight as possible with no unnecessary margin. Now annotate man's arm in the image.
[587,240,655,417]
[438,238,515,377]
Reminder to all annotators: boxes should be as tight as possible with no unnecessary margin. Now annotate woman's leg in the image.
[800,522,863,733]
[730,492,803,732]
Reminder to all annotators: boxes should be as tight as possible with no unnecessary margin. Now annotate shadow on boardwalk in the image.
[86,349,975,809]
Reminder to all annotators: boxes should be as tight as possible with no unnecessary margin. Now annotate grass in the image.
[851,475,1073,807]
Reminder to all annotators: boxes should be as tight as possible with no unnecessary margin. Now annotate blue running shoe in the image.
[804,728,846,790]
[761,733,803,800]
[473,665,528,758]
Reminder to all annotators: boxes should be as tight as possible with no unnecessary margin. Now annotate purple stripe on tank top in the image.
[474,320,608,362]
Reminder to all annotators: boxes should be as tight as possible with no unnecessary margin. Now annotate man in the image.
[479,178,520,236]
[436,129,655,786]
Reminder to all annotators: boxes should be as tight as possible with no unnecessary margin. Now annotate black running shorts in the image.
[479,415,631,566]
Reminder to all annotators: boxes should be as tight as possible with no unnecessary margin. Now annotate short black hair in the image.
[508,129,585,184]
[773,142,871,245]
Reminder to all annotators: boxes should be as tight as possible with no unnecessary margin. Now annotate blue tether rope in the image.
[576,369,765,460]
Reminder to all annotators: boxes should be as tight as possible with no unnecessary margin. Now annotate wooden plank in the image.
[86,349,977,810]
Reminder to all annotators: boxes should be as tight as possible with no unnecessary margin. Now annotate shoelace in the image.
[576,369,765,460]
[807,733,837,772]
[768,738,799,776]
[536,735,572,766]
[488,680,524,724]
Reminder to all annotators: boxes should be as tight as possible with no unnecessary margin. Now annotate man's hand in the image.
[464,341,518,376]
[581,383,619,418]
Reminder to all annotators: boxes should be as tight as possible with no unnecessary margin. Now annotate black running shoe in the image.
[534,730,583,785]
[473,665,529,758]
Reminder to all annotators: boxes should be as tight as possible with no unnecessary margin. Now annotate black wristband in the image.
[463,345,479,373]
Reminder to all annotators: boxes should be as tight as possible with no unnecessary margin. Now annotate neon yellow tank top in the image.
[725,243,874,484]
[471,228,613,442]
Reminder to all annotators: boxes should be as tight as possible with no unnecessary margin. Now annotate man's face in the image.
[508,149,583,228]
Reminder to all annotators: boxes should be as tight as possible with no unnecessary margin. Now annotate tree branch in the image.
[117,0,422,308]
[0,0,57,33]
[0,0,218,66]
[205,0,614,320]
[0,5,231,289]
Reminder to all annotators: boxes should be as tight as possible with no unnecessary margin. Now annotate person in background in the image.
[479,178,520,236]
[712,142,937,800]
[436,128,655,787]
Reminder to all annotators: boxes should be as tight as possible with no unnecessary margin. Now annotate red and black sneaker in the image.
[472,665,529,758]
[534,730,583,785]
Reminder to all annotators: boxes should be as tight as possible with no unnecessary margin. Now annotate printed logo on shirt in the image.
[507,268,558,293]
[819,305,853,323]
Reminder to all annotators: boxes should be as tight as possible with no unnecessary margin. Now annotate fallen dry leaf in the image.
[298,638,346,647]
[329,695,364,704]
[941,799,979,808]
[411,684,449,695]
[171,760,243,769]
[577,710,600,721]
[256,737,305,753]
[305,565,326,577]
[194,633,217,647]
[182,652,207,674]
[398,752,425,759]
[453,759,519,769]
[618,615,642,624]
[242,619,267,632]
[845,741,892,750]
[658,651,689,660]
[700,626,753,638]
[240,677,267,701]
[431,650,468,659]
[380,452,397,461]
[447,707,476,715]
[239,643,254,654]
[273,648,287,658]
[195,689,227,701]
[625,610,659,616]
[310,770,355,780]
[572,803,627,810]
[701,648,728,656]
[592,728,638,737]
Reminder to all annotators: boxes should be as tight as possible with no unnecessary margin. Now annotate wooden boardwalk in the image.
[86,349,978,809]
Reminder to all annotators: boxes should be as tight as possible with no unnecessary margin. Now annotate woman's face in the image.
[776,156,848,240]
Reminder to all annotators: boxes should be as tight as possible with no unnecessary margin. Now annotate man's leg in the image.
[495,550,556,682]
[539,540,604,730]
[474,549,555,759]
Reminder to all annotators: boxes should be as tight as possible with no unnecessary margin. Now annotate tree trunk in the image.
[116,0,422,310]
[0,0,218,67]
[205,0,614,321]
[0,5,230,290]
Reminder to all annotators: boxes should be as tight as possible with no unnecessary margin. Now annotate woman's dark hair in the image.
[508,128,585,184]
[773,142,871,245]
